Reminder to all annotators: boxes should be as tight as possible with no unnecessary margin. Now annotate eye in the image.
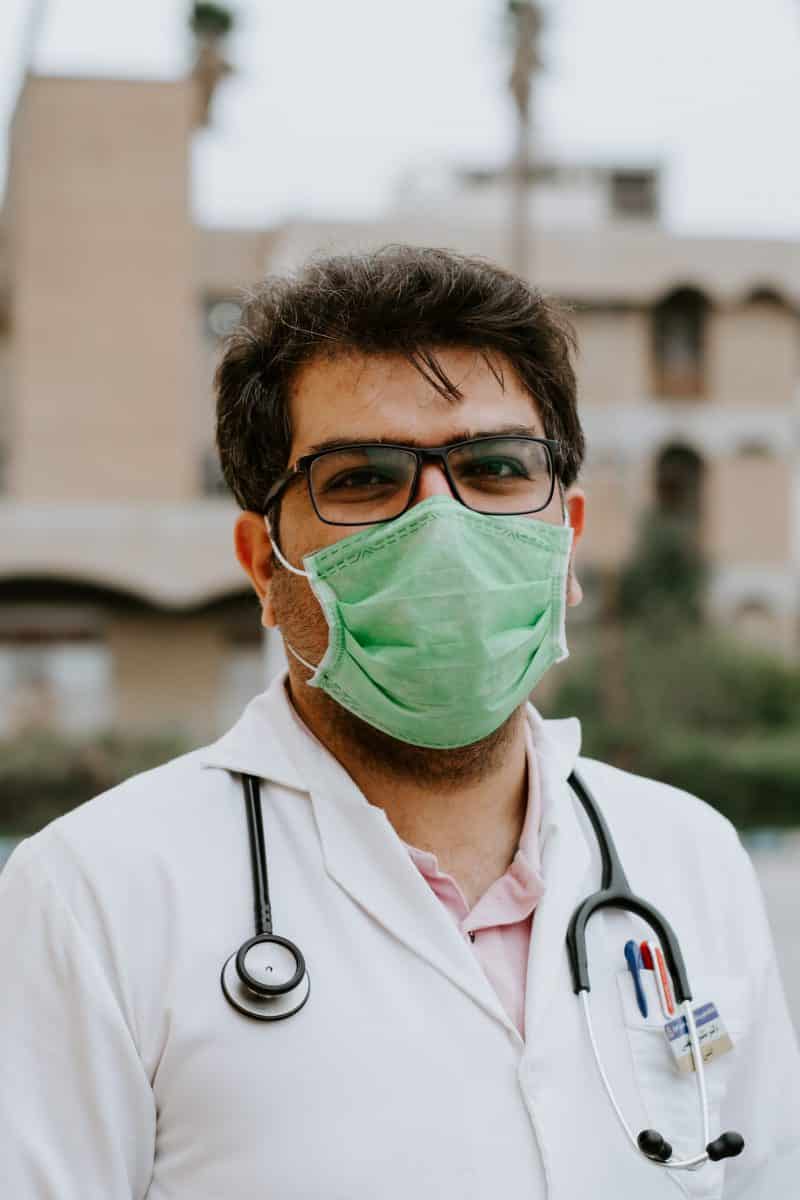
[323,468,400,492]
[464,458,529,479]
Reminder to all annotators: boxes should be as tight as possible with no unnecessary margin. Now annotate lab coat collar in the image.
[197,676,307,792]
[198,671,583,793]
[199,673,589,1041]
[522,704,593,1044]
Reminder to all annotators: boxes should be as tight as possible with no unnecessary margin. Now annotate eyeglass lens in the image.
[308,438,554,525]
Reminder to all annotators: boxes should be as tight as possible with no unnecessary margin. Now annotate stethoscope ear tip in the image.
[636,1127,745,1167]
[706,1132,745,1162]
[637,1129,672,1162]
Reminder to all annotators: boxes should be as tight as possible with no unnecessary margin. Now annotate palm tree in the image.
[190,4,235,37]
[506,1,544,276]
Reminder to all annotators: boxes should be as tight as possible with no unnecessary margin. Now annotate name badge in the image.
[663,1001,734,1074]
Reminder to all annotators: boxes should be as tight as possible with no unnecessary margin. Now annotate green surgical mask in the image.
[268,495,573,749]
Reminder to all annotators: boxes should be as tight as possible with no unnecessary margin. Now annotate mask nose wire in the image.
[267,479,570,575]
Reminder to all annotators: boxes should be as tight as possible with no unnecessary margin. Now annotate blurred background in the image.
[0,1,797,1025]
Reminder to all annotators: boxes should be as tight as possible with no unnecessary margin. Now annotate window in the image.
[610,170,658,220]
[0,634,112,735]
[736,440,772,459]
[0,606,112,736]
[652,288,710,398]
[216,629,286,733]
[655,444,704,523]
[202,447,230,497]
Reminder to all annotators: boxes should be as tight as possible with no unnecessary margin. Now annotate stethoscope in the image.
[567,770,744,1172]
[220,774,310,1020]
[221,769,745,1172]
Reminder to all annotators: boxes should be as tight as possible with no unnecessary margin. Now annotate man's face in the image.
[235,346,585,756]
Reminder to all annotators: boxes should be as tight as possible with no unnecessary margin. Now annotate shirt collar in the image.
[403,719,548,926]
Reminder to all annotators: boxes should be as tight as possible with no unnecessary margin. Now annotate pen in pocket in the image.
[639,939,675,1018]
[624,939,648,1018]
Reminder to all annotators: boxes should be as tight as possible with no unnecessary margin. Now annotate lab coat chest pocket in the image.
[617,969,751,1200]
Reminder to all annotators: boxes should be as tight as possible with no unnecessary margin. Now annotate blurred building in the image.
[0,71,798,741]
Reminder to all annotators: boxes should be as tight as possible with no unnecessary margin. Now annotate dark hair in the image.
[215,245,584,510]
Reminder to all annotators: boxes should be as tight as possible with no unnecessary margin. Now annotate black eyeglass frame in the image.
[262,435,563,527]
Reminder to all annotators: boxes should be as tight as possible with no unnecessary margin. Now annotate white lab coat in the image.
[0,673,797,1199]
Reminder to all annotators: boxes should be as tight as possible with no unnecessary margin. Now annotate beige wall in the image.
[708,301,798,408]
[571,309,649,407]
[705,454,793,566]
[107,611,225,741]
[6,76,199,502]
[578,459,643,568]
[0,331,9,467]
[731,603,796,654]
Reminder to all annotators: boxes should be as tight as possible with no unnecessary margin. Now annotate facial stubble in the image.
[269,561,523,790]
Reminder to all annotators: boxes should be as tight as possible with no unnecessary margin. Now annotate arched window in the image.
[744,286,789,309]
[735,439,773,459]
[655,443,705,524]
[652,287,710,397]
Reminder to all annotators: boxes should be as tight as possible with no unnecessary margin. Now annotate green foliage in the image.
[617,511,708,625]
[562,503,800,827]
[0,730,194,836]
[190,3,235,38]
[552,626,800,828]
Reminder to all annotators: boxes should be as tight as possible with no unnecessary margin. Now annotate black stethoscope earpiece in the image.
[638,1128,744,1165]
[220,775,310,1022]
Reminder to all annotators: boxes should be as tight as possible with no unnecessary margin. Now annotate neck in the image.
[287,671,529,908]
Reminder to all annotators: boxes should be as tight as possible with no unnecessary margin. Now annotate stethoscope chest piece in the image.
[221,933,311,1021]
[221,774,311,1022]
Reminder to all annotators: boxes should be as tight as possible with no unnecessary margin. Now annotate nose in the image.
[412,461,454,506]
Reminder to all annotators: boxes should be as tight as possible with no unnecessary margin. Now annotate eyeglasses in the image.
[263,435,561,526]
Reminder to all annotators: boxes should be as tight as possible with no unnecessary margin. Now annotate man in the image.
[1,246,797,1198]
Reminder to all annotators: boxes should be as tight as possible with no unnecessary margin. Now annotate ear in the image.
[564,486,586,608]
[234,511,278,627]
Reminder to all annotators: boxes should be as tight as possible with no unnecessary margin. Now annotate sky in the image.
[1,0,800,238]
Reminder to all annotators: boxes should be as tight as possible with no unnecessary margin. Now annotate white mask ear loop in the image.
[558,480,570,528]
[263,516,319,675]
[264,515,310,578]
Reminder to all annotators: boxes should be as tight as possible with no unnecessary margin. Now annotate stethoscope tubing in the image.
[566,771,691,1004]
[243,772,273,936]
[566,769,740,1171]
[580,991,711,1169]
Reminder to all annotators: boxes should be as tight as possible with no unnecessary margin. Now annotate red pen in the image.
[639,939,675,1018]
[653,944,676,1017]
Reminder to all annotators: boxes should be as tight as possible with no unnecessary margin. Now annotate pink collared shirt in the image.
[402,724,545,1039]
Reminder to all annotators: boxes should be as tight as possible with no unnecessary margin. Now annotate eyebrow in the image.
[305,424,544,456]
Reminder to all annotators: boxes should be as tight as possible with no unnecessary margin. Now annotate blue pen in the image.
[624,939,648,1018]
